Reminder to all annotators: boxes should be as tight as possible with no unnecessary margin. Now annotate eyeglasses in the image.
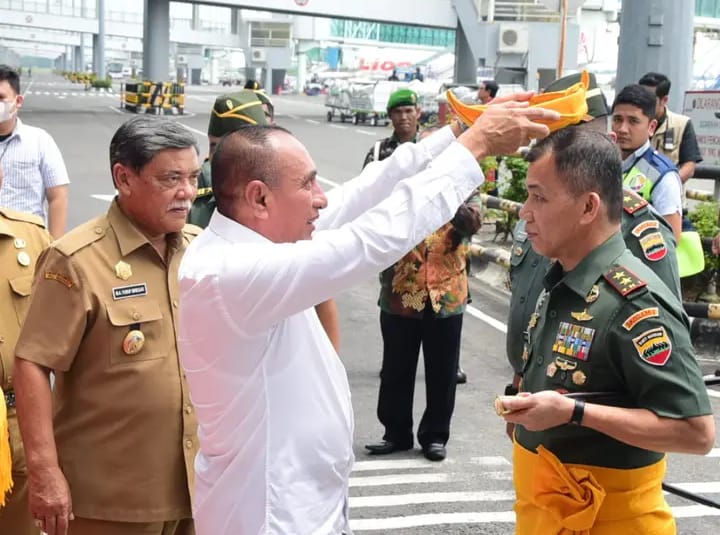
[149,171,200,190]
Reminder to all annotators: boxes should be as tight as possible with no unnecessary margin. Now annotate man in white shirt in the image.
[178,100,558,535]
[0,65,69,238]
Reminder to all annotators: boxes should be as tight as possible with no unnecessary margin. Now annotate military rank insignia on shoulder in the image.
[603,266,647,298]
[622,191,649,216]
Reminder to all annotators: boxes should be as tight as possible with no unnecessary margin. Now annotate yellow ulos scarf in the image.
[0,386,12,506]
[513,440,675,534]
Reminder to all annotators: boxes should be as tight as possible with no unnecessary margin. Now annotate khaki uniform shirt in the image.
[507,190,680,373]
[0,208,50,390]
[15,201,200,522]
[514,232,711,469]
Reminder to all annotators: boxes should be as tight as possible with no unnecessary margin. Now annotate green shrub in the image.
[90,78,113,89]
[687,201,720,272]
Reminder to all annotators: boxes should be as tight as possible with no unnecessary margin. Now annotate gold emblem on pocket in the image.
[115,261,132,280]
[123,330,145,355]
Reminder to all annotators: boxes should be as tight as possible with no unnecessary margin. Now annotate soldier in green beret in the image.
[363,88,420,167]
[505,74,681,413]
[252,89,275,123]
[188,90,268,229]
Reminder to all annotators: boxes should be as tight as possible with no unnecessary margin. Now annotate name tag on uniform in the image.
[112,283,148,300]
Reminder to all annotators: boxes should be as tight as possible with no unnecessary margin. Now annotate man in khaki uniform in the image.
[0,164,50,535]
[13,116,201,535]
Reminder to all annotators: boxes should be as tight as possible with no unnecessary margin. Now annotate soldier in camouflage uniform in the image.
[499,127,714,535]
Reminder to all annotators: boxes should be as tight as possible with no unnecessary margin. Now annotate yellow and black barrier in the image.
[121,81,185,115]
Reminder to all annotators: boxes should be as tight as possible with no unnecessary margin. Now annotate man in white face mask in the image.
[0,65,69,238]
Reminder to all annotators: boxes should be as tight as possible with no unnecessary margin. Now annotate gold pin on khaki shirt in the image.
[0,208,50,391]
[15,201,201,523]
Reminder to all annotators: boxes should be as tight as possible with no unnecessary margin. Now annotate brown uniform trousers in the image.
[0,208,50,535]
[15,202,200,534]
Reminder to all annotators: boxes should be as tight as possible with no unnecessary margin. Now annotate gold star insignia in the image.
[613,271,626,280]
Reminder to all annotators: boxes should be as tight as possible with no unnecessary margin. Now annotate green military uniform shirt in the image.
[188,159,214,229]
[507,189,680,373]
[514,232,711,469]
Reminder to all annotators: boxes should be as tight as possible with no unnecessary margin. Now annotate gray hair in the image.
[109,116,199,176]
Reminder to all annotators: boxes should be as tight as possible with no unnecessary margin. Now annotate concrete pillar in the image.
[454,20,476,85]
[96,0,106,79]
[191,4,201,31]
[143,0,170,81]
[616,0,694,113]
[297,50,307,94]
[231,8,240,35]
[74,45,83,72]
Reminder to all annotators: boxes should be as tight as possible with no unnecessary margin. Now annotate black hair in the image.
[638,72,671,99]
[526,126,623,223]
[483,80,499,98]
[612,84,657,120]
[0,65,20,95]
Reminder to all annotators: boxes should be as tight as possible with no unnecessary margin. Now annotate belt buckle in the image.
[4,389,15,409]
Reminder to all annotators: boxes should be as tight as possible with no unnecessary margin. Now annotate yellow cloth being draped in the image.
[513,440,675,535]
[0,386,13,506]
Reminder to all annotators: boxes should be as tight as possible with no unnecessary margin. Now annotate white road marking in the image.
[353,459,450,472]
[469,456,512,466]
[329,124,346,130]
[465,305,508,333]
[706,448,720,457]
[357,130,378,136]
[179,123,206,138]
[306,119,320,125]
[668,481,720,494]
[317,175,340,189]
[21,80,33,96]
[671,504,720,518]
[350,490,516,508]
[707,389,720,399]
[91,194,116,202]
[350,511,516,531]
[349,473,449,488]
[107,106,125,115]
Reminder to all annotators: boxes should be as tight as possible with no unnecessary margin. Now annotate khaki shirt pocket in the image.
[9,274,33,325]
[106,300,168,365]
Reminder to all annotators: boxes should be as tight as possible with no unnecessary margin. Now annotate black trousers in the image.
[377,308,463,448]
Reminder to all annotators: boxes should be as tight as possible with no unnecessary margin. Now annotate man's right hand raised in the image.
[457,93,559,159]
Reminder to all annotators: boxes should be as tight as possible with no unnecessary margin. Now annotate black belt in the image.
[4,389,15,408]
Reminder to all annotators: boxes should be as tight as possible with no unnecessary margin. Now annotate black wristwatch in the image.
[504,383,519,396]
[570,399,585,426]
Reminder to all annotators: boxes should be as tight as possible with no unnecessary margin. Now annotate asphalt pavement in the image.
[19,72,720,534]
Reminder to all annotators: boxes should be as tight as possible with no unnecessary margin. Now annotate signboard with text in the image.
[683,90,720,167]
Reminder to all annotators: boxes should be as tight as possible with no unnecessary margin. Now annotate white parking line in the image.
[352,459,450,472]
[465,305,508,334]
[350,473,449,488]
[357,130,378,136]
[329,124,346,130]
[306,119,320,125]
[350,490,516,508]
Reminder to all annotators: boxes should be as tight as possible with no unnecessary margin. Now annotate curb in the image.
[469,231,512,297]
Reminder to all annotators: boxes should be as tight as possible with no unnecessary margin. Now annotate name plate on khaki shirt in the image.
[112,283,148,300]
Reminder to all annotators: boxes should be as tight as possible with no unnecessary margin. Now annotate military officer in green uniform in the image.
[188,90,268,228]
[498,127,714,535]
[506,73,681,401]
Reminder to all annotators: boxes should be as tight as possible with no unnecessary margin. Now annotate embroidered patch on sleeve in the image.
[631,220,660,237]
[622,307,659,331]
[632,326,672,366]
[639,231,668,261]
[44,271,75,288]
